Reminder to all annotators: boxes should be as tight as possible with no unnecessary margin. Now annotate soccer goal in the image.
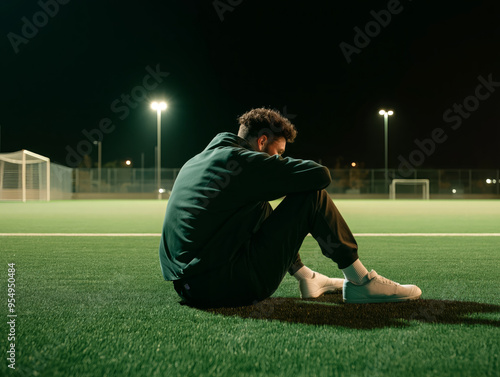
[0,150,50,201]
[389,179,430,200]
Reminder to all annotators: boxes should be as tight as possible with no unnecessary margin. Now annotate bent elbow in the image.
[319,166,332,188]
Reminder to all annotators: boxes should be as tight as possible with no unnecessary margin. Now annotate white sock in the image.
[293,266,315,281]
[342,259,369,285]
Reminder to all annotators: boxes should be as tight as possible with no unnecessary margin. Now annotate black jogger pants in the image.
[174,189,358,307]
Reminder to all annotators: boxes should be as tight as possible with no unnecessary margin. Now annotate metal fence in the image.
[51,163,73,200]
[329,169,500,195]
[73,168,500,196]
[75,168,180,194]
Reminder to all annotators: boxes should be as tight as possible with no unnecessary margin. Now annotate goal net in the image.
[389,179,430,200]
[0,150,50,201]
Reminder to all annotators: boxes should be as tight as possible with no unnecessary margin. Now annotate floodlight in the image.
[379,110,394,116]
[452,189,457,194]
[486,179,492,184]
[151,101,167,111]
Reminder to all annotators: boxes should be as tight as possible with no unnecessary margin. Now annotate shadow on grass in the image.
[190,293,500,329]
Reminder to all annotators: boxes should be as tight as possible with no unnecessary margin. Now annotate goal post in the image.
[0,150,50,202]
[390,179,430,200]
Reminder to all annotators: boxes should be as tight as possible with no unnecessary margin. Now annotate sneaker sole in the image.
[343,294,422,304]
[302,286,343,299]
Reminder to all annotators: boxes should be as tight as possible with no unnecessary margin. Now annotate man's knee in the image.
[302,189,331,208]
[286,188,329,201]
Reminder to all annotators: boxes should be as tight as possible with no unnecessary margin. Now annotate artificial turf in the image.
[0,199,499,233]
[0,200,499,376]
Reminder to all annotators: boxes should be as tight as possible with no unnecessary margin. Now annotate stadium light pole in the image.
[151,101,168,199]
[378,109,393,193]
[93,140,102,193]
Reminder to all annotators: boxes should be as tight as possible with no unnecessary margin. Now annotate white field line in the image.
[0,233,500,237]
[354,233,500,237]
[0,233,162,237]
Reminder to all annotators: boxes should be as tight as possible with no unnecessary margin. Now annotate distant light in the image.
[486,179,492,184]
[125,160,131,166]
[494,179,498,184]
[388,110,394,115]
[452,189,457,194]
[159,188,166,194]
[379,110,385,115]
[351,162,357,167]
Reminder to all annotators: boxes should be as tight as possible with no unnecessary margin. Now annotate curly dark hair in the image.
[238,108,297,143]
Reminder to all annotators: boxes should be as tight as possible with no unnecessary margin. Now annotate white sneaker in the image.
[299,272,344,299]
[343,270,422,303]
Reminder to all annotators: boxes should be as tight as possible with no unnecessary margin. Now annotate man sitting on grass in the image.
[159,108,421,306]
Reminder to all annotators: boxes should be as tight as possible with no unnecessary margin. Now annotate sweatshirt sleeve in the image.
[236,149,332,201]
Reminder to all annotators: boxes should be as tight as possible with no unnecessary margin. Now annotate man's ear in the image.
[256,135,268,151]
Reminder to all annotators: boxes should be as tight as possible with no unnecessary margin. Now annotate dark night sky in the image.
[1,0,499,170]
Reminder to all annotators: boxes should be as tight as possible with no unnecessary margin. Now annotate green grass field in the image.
[0,200,499,377]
